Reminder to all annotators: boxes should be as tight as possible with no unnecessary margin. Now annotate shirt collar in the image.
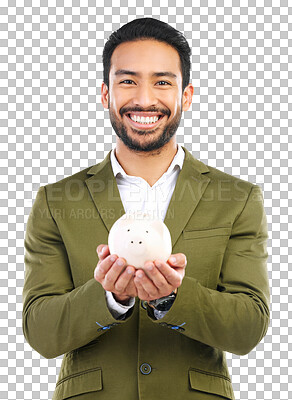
[110,145,185,179]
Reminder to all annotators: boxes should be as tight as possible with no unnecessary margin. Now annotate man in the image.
[23,18,270,400]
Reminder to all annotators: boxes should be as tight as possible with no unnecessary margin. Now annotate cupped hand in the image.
[133,253,187,302]
[94,244,137,304]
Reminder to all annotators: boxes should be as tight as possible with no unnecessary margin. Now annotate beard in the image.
[108,96,182,153]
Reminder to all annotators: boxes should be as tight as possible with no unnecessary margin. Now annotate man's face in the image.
[101,39,193,152]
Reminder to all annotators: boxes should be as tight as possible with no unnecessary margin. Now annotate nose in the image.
[132,83,158,109]
[126,235,146,255]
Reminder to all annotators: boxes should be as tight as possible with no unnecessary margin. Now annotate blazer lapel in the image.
[85,147,210,247]
[164,147,210,247]
[85,151,125,232]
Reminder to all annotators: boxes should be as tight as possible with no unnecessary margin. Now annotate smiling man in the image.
[106,40,186,154]
[23,18,270,400]
[103,38,193,186]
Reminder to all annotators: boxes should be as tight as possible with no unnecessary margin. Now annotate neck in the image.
[114,138,178,187]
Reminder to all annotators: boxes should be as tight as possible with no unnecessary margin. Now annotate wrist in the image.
[148,290,177,311]
[113,293,131,305]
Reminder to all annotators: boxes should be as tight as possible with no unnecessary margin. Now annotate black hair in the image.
[102,18,191,92]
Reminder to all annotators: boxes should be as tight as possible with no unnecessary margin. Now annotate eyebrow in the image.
[114,69,177,79]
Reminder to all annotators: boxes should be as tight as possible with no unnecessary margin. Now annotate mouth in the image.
[124,112,166,130]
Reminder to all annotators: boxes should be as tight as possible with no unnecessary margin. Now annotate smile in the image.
[125,113,165,130]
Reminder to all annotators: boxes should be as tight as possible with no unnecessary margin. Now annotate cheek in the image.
[108,94,118,113]
[164,94,181,116]
[172,104,178,116]
[110,88,132,109]
[109,88,122,111]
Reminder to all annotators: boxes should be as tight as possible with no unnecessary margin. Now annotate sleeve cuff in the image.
[105,290,135,319]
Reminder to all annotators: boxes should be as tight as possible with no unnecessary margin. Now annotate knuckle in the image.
[99,259,106,268]
[114,284,123,293]
[166,274,173,282]
[175,280,181,288]
[98,266,104,274]
[155,280,164,289]
[106,275,114,284]
[176,277,183,287]
[149,291,158,298]
[94,271,100,280]
[94,268,100,277]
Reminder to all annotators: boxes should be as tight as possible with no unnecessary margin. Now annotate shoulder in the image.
[41,164,101,206]
[206,164,256,189]
[200,165,266,220]
[47,165,96,188]
[43,151,112,195]
[205,164,261,206]
[182,147,258,197]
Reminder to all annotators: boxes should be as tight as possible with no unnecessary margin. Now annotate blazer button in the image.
[140,363,152,375]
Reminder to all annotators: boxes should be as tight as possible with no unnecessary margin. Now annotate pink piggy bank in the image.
[108,212,172,269]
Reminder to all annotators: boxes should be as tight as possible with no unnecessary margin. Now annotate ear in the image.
[101,82,109,109]
[149,219,165,236]
[113,212,135,230]
[182,83,194,112]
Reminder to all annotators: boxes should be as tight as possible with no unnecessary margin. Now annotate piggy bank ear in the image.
[149,219,165,236]
[111,213,134,231]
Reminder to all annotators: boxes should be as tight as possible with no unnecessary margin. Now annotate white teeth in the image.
[129,114,159,124]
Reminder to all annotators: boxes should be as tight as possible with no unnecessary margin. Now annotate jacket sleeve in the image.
[22,186,134,359]
[147,185,270,356]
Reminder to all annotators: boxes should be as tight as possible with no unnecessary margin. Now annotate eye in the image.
[120,80,135,85]
[146,230,148,233]
[156,81,171,86]
[127,229,130,232]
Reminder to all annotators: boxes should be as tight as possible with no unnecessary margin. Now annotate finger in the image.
[143,262,172,293]
[96,244,110,261]
[114,266,135,293]
[154,260,183,287]
[134,269,159,299]
[94,254,118,281]
[96,244,105,254]
[134,275,151,301]
[103,257,127,290]
[167,253,187,268]
[126,277,138,298]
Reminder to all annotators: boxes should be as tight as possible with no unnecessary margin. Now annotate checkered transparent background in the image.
[1,0,291,399]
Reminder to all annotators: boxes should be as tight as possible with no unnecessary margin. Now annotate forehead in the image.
[110,39,181,78]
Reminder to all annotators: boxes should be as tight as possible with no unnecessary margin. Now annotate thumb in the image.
[96,244,109,260]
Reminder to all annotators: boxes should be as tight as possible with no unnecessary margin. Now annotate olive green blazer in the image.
[23,147,270,400]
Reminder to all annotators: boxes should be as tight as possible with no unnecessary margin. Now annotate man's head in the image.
[102,18,191,93]
[101,18,194,153]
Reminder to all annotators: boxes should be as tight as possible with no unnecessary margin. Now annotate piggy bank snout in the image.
[125,235,147,255]
[108,213,172,269]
